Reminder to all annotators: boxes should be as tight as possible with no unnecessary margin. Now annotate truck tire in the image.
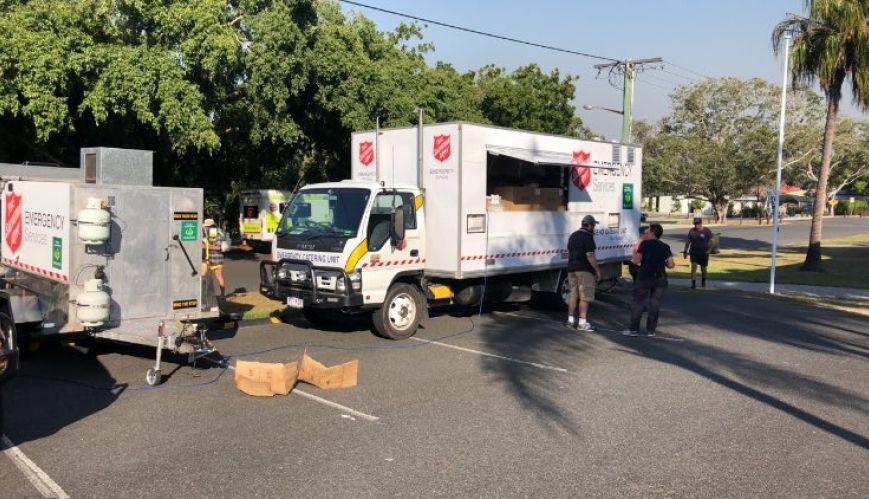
[372,283,423,340]
[530,272,569,310]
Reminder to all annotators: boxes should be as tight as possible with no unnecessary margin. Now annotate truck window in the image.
[371,192,417,230]
[367,192,416,252]
[278,188,369,237]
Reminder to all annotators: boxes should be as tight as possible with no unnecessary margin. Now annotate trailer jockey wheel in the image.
[373,283,423,340]
[145,368,162,387]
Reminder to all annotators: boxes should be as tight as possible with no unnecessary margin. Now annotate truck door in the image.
[361,191,424,303]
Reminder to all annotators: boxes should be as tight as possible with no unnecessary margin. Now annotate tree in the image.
[657,78,785,222]
[773,0,869,270]
[475,63,584,136]
[0,0,590,220]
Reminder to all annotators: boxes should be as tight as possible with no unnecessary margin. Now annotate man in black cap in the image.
[683,217,713,289]
[566,215,601,331]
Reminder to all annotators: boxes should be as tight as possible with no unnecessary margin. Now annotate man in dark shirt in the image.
[566,215,601,332]
[624,223,675,337]
[683,217,714,289]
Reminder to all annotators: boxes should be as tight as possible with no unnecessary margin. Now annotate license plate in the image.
[287,297,304,309]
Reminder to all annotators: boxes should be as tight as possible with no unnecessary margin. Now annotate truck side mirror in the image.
[390,207,406,245]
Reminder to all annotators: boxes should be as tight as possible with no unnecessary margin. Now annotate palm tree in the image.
[772,0,869,270]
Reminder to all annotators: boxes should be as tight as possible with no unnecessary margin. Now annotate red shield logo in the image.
[359,141,374,167]
[4,192,23,254]
[570,150,592,191]
[433,134,451,162]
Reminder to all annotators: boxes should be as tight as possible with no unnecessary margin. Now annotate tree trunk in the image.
[803,88,840,271]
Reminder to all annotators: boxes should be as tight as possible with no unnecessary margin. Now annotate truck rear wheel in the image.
[372,283,423,340]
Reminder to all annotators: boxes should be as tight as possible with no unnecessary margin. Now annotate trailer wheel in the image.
[372,283,423,340]
[145,368,162,387]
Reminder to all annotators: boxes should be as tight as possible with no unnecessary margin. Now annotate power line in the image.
[337,0,620,63]
[634,76,671,91]
[641,71,684,87]
[663,59,709,80]
[660,67,697,82]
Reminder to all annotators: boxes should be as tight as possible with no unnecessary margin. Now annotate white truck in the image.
[260,122,641,339]
[0,148,220,385]
[239,189,292,247]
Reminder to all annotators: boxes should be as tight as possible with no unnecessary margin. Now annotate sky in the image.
[338,0,866,140]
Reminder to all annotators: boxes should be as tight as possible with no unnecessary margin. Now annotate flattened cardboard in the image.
[234,360,299,397]
[233,354,358,396]
[299,354,358,390]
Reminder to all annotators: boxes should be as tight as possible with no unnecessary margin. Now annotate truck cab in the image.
[260,181,426,339]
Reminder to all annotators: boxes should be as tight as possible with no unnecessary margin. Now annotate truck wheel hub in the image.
[388,293,416,330]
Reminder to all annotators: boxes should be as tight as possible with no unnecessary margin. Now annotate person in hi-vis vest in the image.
[266,202,280,233]
[202,219,226,297]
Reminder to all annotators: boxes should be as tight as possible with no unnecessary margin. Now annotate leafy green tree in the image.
[0,0,590,221]
[773,0,869,270]
[475,63,582,136]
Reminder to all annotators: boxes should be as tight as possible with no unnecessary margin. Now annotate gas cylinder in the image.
[77,278,111,327]
[77,198,111,244]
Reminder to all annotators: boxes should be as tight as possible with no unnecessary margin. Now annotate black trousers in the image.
[629,276,668,333]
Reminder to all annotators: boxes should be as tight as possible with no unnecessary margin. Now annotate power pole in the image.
[593,57,662,143]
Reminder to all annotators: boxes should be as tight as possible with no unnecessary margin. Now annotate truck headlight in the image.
[337,270,361,293]
[277,267,289,280]
[348,270,362,291]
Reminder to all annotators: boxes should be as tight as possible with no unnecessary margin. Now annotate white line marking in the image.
[225,363,379,421]
[2,434,69,499]
[292,389,380,422]
[409,337,570,373]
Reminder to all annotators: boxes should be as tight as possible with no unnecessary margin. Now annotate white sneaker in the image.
[577,322,595,332]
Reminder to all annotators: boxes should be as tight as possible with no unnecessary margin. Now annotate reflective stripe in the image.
[345,239,369,272]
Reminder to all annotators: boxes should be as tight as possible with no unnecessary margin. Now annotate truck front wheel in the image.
[372,283,423,340]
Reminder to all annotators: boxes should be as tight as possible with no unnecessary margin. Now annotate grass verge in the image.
[668,233,869,289]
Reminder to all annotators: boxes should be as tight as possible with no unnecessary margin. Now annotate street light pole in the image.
[770,34,791,295]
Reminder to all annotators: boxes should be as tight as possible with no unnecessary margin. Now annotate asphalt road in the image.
[660,216,869,250]
[2,287,868,497]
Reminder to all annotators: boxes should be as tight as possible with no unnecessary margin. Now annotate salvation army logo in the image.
[4,192,22,254]
[359,141,374,167]
[570,150,592,191]
[433,134,451,162]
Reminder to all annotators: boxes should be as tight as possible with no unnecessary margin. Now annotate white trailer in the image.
[238,189,292,246]
[0,148,220,385]
[261,122,641,339]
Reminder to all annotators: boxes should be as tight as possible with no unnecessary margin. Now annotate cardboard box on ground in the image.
[492,186,564,211]
[234,353,358,397]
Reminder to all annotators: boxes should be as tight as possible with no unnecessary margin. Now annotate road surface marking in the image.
[225,363,379,421]
[409,337,569,373]
[1,435,69,499]
[292,389,380,422]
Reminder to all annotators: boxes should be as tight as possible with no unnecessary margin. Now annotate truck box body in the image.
[351,122,642,279]
[2,180,208,340]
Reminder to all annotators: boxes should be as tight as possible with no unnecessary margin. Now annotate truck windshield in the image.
[277,188,370,238]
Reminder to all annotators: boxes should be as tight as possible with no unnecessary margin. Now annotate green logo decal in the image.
[180,221,198,241]
[623,183,634,210]
[52,237,62,269]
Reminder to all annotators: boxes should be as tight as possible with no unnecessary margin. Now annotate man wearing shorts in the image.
[566,215,601,331]
[683,217,713,289]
